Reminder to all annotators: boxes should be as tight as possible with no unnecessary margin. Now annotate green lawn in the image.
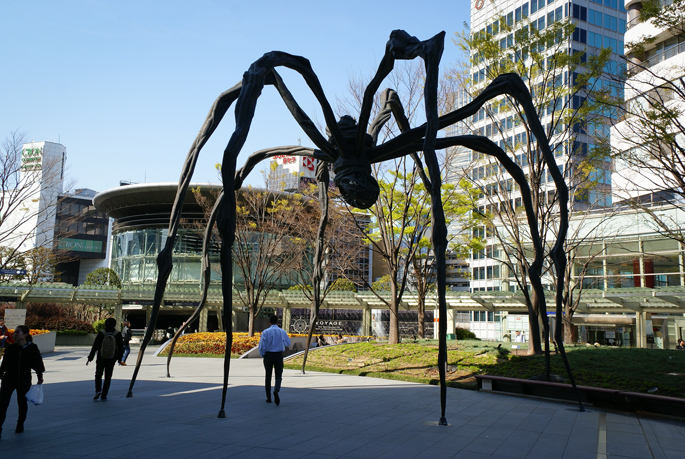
[284,340,685,398]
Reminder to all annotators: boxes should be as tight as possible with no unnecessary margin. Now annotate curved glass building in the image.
[94,183,222,285]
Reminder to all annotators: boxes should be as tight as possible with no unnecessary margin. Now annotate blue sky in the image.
[2,1,470,192]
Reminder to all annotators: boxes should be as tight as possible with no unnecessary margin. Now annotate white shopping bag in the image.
[26,384,43,405]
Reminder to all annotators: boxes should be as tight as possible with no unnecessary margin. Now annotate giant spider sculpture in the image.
[127,30,583,424]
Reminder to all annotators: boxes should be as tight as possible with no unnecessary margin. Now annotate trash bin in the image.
[446,333,456,340]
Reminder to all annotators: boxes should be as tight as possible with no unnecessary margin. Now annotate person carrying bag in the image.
[0,325,45,438]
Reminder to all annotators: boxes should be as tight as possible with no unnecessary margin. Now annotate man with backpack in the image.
[86,318,123,401]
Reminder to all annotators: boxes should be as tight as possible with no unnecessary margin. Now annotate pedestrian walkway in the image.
[2,346,682,458]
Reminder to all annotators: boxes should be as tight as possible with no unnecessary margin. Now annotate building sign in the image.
[302,157,315,171]
[273,155,297,165]
[57,238,103,253]
[0,269,27,276]
[475,0,494,9]
[21,147,43,171]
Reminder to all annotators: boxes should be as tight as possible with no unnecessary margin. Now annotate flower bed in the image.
[158,332,363,357]
[7,329,50,336]
[159,332,261,356]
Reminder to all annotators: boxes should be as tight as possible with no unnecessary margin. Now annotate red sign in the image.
[302,157,315,171]
[274,155,296,164]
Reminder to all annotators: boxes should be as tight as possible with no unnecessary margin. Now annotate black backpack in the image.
[100,330,117,359]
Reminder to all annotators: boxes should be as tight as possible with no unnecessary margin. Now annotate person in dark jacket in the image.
[0,325,44,438]
[120,321,132,365]
[87,318,123,401]
[0,320,14,358]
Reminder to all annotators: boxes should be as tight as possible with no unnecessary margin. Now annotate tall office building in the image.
[466,0,626,293]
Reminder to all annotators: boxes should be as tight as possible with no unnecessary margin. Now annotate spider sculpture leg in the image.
[301,160,330,374]
[165,190,224,377]
[372,72,583,411]
[157,52,353,416]
[126,83,243,398]
[128,58,334,406]
[356,29,450,425]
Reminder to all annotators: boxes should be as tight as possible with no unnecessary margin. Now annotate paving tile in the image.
[663,448,685,459]
[607,430,652,446]
[606,441,654,458]
[607,421,646,434]
[460,435,504,455]
[561,448,597,459]
[492,443,532,459]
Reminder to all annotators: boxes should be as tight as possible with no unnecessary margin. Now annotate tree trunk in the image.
[528,312,542,355]
[417,298,426,339]
[388,303,399,344]
[563,310,574,344]
[248,310,255,337]
[388,281,400,344]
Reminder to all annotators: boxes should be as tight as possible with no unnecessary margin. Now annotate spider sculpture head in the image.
[328,115,379,209]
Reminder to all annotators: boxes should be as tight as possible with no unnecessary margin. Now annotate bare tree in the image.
[337,62,477,344]
[285,184,369,297]
[608,0,685,244]
[194,186,314,335]
[454,15,617,352]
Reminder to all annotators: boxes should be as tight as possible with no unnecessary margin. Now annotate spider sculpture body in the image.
[127,29,583,424]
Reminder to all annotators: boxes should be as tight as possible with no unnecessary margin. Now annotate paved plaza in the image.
[1,346,682,458]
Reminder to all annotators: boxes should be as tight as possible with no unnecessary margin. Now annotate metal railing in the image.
[627,42,685,76]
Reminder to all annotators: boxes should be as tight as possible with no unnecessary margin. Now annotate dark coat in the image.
[88,329,124,362]
[0,342,45,388]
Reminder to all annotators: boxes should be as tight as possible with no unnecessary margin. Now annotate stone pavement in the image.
[1,346,682,458]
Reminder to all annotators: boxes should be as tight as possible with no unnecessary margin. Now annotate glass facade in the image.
[111,227,308,289]
[112,228,221,284]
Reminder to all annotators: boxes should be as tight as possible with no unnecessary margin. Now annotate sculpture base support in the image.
[126,391,133,398]
[218,410,226,418]
[439,417,447,426]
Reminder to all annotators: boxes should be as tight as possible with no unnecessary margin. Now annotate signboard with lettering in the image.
[4,309,27,329]
[21,147,43,172]
[0,269,27,276]
[57,238,103,253]
[273,155,297,165]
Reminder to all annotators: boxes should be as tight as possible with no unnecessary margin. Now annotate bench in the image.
[475,375,685,418]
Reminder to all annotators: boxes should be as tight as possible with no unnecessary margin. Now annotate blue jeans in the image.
[122,343,131,363]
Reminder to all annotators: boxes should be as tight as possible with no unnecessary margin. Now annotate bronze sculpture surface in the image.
[127,30,582,425]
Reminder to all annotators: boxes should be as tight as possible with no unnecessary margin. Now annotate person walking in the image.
[87,318,123,401]
[0,320,14,359]
[0,325,44,438]
[258,315,291,406]
[121,320,132,365]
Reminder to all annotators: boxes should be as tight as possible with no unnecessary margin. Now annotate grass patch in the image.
[285,341,685,398]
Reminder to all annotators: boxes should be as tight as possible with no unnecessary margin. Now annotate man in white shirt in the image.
[514,331,526,343]
[258,315,291,406]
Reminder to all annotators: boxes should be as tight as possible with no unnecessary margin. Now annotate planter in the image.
[32,331,56,354]
[55,333,97,346]
[240,336,317,359]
